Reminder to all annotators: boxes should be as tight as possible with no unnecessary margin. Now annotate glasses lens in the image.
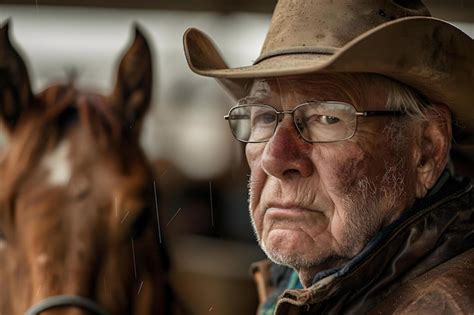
[228,105,277,142]
[294,101,357,142]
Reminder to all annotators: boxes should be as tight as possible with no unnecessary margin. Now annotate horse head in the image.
[0,21,170,315]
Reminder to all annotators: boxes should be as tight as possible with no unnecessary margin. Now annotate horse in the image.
[0,21,171,315]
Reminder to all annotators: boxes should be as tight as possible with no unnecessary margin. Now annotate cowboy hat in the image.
[183,0,474,170]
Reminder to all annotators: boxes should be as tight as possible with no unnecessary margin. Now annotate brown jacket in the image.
[252,176,474,314]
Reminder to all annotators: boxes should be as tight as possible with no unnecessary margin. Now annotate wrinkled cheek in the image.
[248,170,266,236]
[317,145,368,195]
[246,144,266,236]
[245,143,264,173]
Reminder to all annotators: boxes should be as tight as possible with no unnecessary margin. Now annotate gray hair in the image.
[380,75,454,173]
[381,75,451,128]
[385,81,429,122]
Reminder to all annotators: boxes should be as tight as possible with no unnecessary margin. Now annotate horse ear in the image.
[0,20,34,132]
[111,24,153,134]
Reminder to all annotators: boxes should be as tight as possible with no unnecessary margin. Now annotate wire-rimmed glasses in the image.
[224,101,405,143]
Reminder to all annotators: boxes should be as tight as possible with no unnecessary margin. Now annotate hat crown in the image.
[261,0,430,57]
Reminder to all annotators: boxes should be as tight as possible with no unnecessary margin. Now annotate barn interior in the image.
[0,1,472,314]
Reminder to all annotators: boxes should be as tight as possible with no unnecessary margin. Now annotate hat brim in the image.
[183,16,474,170]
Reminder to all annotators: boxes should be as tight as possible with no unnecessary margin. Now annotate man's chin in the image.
[263,246,317,269]
[263,242,350,275]
[261,230,322,268]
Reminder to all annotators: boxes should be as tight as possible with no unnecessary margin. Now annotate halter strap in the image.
[25,295,108,315]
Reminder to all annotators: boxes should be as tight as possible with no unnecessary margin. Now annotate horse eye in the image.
[131,207,151,239]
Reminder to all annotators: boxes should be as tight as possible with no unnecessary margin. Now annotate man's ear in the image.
[110,24,153,136]
[414,104,452,198]
[0,20,34,132]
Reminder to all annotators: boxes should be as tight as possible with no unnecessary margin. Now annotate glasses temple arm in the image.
[356,110,405,117]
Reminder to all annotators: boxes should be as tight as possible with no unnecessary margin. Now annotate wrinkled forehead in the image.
[246,74,389,110]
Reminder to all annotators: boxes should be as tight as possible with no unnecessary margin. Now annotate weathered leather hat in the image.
[183,0,474,171]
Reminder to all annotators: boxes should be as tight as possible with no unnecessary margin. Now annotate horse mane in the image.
[0,84,125,218]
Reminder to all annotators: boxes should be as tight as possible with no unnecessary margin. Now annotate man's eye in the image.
[254,113,276,125]
[319,115,340,125]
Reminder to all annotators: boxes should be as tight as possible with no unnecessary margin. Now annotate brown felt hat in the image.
[183,0,474,169]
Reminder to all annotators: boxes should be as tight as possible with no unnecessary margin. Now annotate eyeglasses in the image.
[224,101,405,143]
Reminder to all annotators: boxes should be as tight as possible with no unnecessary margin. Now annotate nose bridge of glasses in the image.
[273,109,306,142]
[276,109,296,122]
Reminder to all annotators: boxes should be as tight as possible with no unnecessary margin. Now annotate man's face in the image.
[246,75,417,271]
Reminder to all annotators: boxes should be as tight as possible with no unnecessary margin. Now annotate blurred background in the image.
[0,1,472,314]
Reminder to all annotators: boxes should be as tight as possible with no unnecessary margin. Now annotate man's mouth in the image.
[265,203,315,218]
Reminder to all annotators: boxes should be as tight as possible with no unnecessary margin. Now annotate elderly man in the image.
[183,0,474,313]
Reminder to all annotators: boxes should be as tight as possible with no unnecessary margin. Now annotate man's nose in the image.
[261,117,313,179]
